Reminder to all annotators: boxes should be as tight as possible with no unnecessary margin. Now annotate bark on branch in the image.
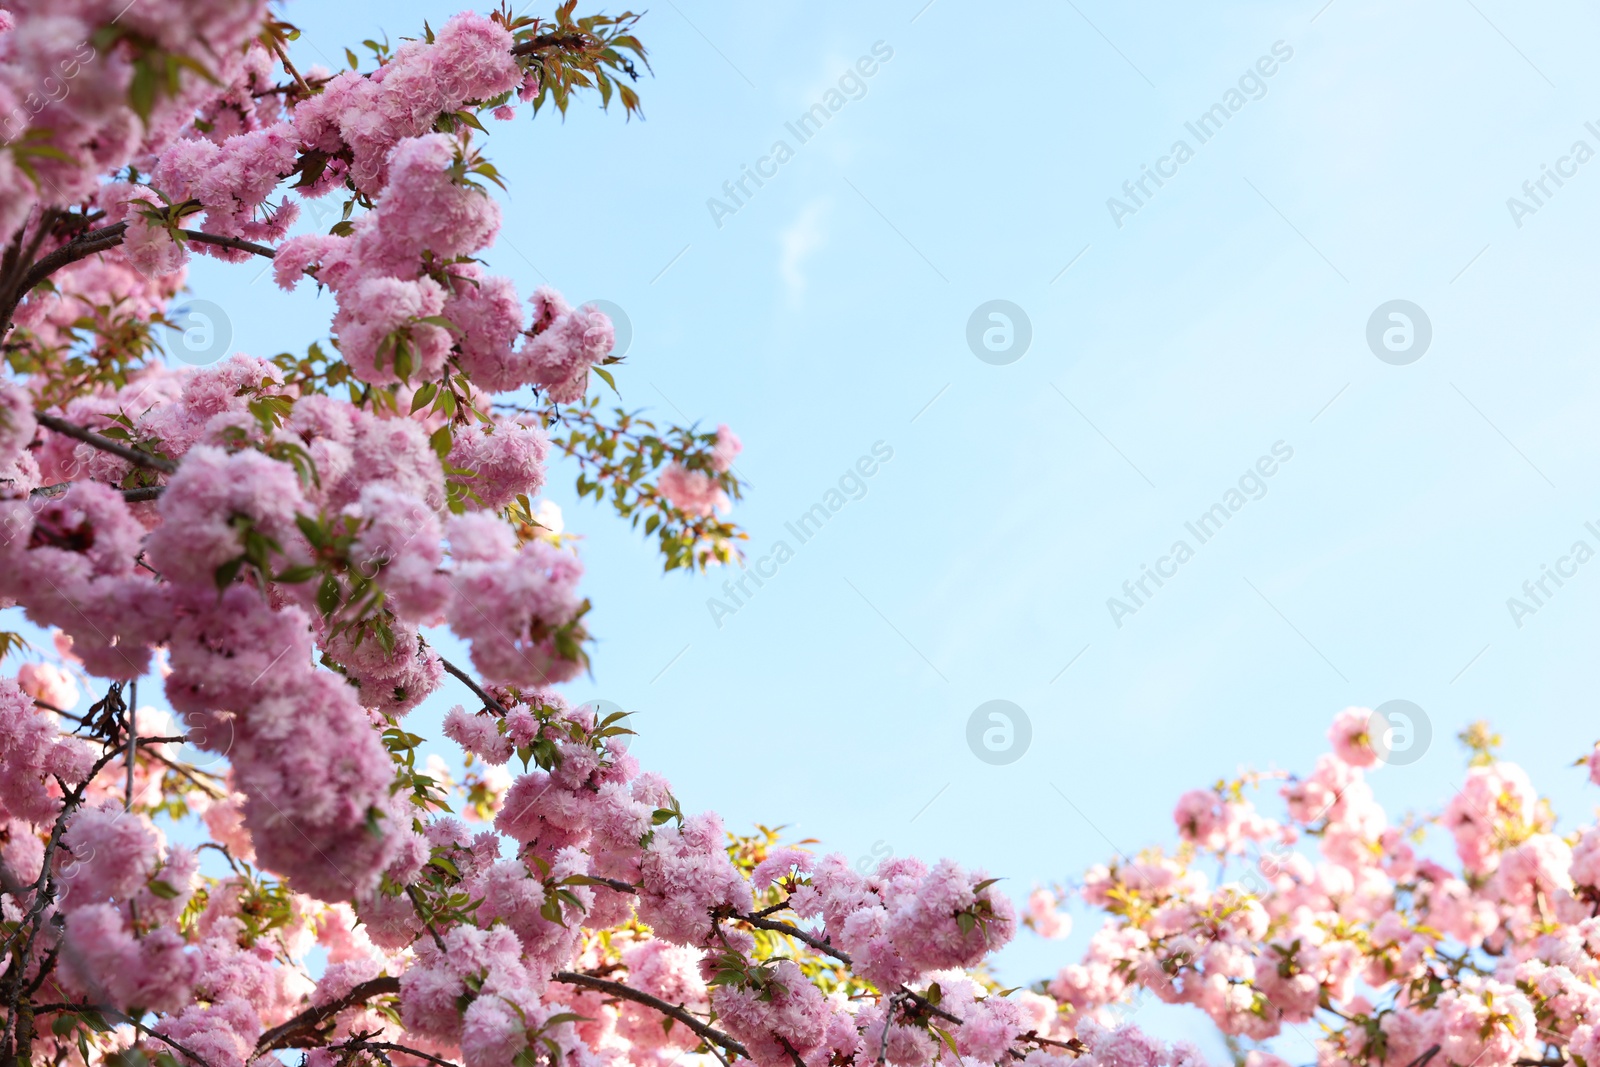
[33,412,177,475]
[31,481,165,502]
[551,971,748,1058]
[255,976,402,1053]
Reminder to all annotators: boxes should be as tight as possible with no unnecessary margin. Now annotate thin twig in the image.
[33,412,176,475]
[404,884,449,953]
[877,991,902,1067]
[551,971,749,1058]
[337,1040,461,1067]
[730,910,851,965]
[255,976,402,1053]
[145,746,228,799]
[434,650,508,715]
[30,1002,215,1067]
[124,679,138,808]
[268,36,314,96]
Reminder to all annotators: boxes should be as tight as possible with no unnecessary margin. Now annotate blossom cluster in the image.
[13,7,1592,1067]
[1048,708,1600,1067]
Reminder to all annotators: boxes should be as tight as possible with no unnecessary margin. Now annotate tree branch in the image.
[730,910,851,965]
[177,229,277,260]
[335,1040,461,1067]
[266,36,314,97]
[434,650,509,716]
[0,210,277,336]
[144,745,227,799]
[510,30,600,57]
[256,976,402,1053]
[31,481,165,502]
[33,412,177,475]
[1,221,130,332]
[550,971,748,1058]
[31,1002,215,1067]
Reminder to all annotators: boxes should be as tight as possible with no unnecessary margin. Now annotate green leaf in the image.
[316,575,341,617]
[418,315,462,335]
[296,514,328,547]
[214,557,244,590]
[272,565,318,584]
[129,60,156,122]
[429,425,454,459]
[410,381,439,412]
[147,879,180,900]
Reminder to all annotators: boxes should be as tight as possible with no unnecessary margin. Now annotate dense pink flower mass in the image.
[9,6,1600,1067]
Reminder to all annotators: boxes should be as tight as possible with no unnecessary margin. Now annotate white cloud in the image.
[778,199,829,307]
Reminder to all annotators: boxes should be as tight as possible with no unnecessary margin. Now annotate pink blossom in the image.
[1327,706,1378,768]
[712,424,742,472]
[147,445,308,587]
[0,675,93,825]
[449,417,548,511]
[1027,887,1073,939]
[16,660,78,710]
[657,463,728,518]
[447,538,588,687]
[712,958,830,1067]
[637,812,753,946]
[444,705,513,765]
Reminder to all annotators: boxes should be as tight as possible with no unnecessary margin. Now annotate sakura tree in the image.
[0,6,1597,1067]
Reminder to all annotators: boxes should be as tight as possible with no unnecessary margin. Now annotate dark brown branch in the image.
[583,874,638,894]
[510,30,601,57]
[435,651,509,716]
[30,481,163,502]
[252,78,333,99]
[0,209,62,313]
[31,1002,214,1067]
[551,971,748,1057]
[2,221,130,330]
[405,884,449,954]
[335,1040,461,1067]
[1,747,126,1050]
[723,908,962,1023]
[730,910,851,965]
[177,229,277,260]
[899,985,961,1026]
[0,203,279,335]
[33,412,177,475]
[256,976,402,1053]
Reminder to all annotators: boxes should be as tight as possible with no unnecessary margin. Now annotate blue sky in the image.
[29,0,1600,1057]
